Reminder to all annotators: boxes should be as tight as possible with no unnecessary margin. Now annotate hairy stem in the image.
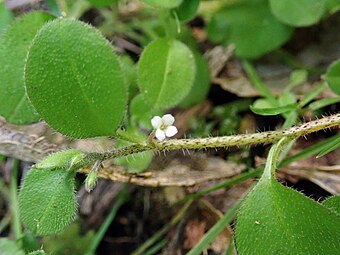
[84,114,340,164]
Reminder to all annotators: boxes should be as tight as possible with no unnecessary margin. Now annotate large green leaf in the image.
[138,38,195,110]
[19,168,77,236]
[25,19,127,138]
[142,0,183,9]
[0,12,54,124]
[207,1,294,59]
[326,59,340,95]
[235,140,340,254]
[269,0,326,27]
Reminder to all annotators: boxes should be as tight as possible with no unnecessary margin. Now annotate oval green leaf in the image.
[250,100,297,116]
[0,12,54,124]
[25,19,127,138]
[143,0,183,9]
[236,178,340,254]
[19,168,77,236]
[207,1,294,59]
[34,149,84,170]
[138,38,195,110]
[269,0,326,27]
[235,141,340,254]
[326,59,340,95]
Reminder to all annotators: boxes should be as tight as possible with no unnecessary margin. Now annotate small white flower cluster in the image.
[151,114,178,141]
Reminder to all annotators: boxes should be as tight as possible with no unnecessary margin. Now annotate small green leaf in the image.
[0,12,54,124]
[142,0,183,9]
[250,104,297,115]
[285,69,308,91]
[25,19,127,138]
[173,0,200,22]
[179,52,211,108]
[21,231,39,253]
[0,3,13,35]
[19,168,77,235]
[207,1,294,58]
[138,38,195,110]
[235,140,340,254]
[269,0,326,27]
[250,99,297,115]
[326,59,340,95]
[323,196,340,215]
[34,150,84,170]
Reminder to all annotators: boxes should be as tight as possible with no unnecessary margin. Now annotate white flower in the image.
[151,114,178,141]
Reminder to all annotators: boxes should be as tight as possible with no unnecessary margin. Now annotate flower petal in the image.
[151,116,162,129]
[162,114,175,126]
[165,125,178,137]
[155,129,166,141]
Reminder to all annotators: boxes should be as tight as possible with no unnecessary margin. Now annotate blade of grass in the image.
[10,158,22,239]
[308,96,340,111]
[144,239,167,255]
[225,236,235,255]
[243,60,277,106]
[279,133,340,166]
[131,201,192,255]
[186,199,242,255]
[85,184,129,255]
[317,135,340,158]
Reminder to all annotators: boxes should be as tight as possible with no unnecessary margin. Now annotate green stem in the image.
[83,114,340,164]
[10,158,22,239]
[85,185,128,255]
[263,138,291,180]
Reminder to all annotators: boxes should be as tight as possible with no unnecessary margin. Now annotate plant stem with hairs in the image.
[77,114,340,170]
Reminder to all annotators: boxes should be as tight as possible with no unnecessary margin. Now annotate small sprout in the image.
[151,114,178,141]
[85,161,101,192]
